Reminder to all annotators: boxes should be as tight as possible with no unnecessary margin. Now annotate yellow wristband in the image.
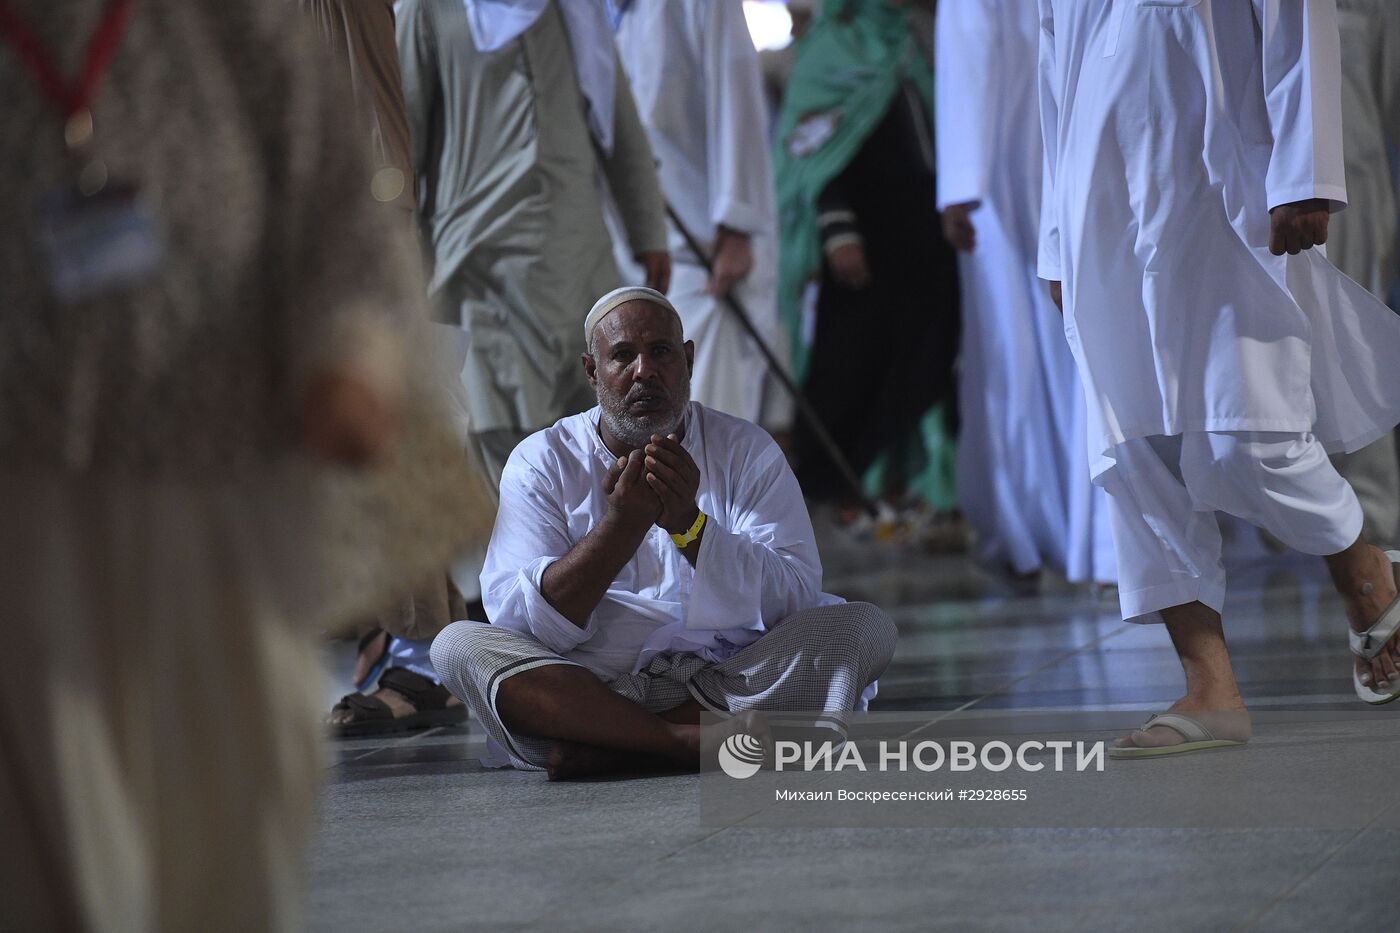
[670,510,707,549]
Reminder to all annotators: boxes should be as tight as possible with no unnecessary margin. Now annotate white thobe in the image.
[480,402,844,682]
[610,0,786,426]
[935,0,1115,583]
[1038,0,1400,484]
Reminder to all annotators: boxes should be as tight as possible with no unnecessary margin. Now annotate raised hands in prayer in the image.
[603,434,701,537]
[644,433,701,534]
[605,448,663,529]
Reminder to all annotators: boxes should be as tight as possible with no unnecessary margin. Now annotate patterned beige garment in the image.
[0,0,494,623]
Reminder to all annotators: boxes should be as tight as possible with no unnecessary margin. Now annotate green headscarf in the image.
[773,0,933,382]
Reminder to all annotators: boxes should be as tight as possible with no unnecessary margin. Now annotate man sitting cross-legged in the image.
[431,286,897,779]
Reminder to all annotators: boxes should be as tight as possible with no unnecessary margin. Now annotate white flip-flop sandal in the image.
[1350,549,1400,706]
[1107,712,1248,760]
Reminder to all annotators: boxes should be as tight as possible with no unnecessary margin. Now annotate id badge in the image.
[35,183,165,304]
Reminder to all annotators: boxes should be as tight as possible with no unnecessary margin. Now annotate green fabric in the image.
[906,403,959,511]
[773,0,933,382]
[861,403,959,511]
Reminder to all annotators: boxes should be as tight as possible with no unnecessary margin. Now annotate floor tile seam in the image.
[698,624,1145,824]
[333,746,390,767]
[1231,785,1400,931]
[1229,825,1369,932]
[521,825,741,927]
[891,623,1137,742]
[326,726,452,769]
[510,638,1134,921]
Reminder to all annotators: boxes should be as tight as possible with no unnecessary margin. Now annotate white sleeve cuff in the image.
[1265,182,1348,214]
[713,202,772,238]
[684,523,767,633]
[517,557,594,653]
[935,173,988,213]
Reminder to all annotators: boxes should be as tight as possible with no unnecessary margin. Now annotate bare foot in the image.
[546,741,635,781]
[1114,699,1251,751]
[545,738,696,781]
[542,713,787,780]
[545,718,703,781]
[1334,544,1400,694]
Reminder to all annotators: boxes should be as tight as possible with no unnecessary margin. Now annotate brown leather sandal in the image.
[330,667,466,739]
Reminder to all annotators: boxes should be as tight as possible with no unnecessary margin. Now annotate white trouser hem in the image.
[1279,496,1364,557]
[1119,575,1227,623]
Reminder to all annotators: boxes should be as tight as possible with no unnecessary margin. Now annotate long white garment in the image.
[1103,433,1362,620]
[1037,0,1400,486]
[480,402,845,682]
[610,0,785,425]
[935,0,1114,583]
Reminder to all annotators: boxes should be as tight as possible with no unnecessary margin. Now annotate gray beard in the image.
[598,402,686,449]
[597,382,689,449]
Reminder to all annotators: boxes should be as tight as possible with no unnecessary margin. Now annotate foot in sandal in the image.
[1327,543,1400,705]
[1109,706,1251,759]
[1109,600,1252,759]
[328,667,465,738]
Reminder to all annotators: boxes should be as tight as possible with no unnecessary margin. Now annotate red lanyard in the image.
[0,0,137,122]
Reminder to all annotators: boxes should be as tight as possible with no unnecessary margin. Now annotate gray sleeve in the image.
[600,48,669,256]
[1383,1,1400,150]
[395,0,438,202]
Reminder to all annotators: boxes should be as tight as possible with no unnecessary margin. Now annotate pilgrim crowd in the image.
[2,0,1398,929]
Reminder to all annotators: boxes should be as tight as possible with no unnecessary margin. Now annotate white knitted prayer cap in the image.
[584,286,681,349]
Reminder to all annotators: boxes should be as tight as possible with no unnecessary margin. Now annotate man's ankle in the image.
[1326,538,1384,593]
[1178,679,1245,709]
[662,720,701,763]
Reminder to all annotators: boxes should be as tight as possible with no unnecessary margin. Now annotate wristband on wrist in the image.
[670,510,707,549]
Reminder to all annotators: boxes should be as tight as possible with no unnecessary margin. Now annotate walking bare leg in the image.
[1324,536,1400,692]
[1116,601,1251,750]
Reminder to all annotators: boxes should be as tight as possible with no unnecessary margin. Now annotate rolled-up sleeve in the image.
[685,443,824,631]
[481,455,594,654]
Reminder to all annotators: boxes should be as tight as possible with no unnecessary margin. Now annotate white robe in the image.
[481,402,841,681]
[1038,0,1400,484]
[610,0,785,426]
[935,0,1115,583]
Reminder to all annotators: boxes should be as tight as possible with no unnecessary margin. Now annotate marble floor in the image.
[307,517,1400,932]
